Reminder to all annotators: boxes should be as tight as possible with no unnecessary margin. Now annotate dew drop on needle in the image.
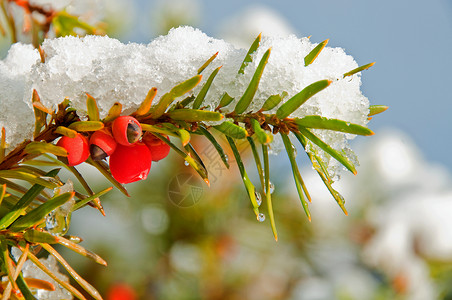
[255,191,262,207]
[269,181,275,194]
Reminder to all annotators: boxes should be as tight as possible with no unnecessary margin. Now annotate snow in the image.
[10,248,73,299]
[0,26,370,176]
[0,43,39,149]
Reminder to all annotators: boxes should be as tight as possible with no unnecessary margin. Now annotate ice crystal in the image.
[46,180,75,235]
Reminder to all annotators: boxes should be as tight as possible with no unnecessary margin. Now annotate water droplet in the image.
[224,154,229,163]
[64,235,83,243]
[53,179,74,195]
[346,122,351,126]
[45,201,75,236]
[291,145,297,156]
[269,182,275,194]
[43,177,60,185]
[257,213,265,222]
[184,161,189,166]
[255,191,262,207]
[47,181,75,236]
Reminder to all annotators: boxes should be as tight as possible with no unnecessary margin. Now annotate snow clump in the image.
[0,26,371,177]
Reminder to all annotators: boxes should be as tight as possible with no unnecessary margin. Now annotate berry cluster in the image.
[56,116,170,184]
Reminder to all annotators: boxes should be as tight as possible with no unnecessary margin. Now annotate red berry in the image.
[56,133,90,166]
[107,283,136,300]
[112,116,142,146]
[89,129,117,160]
[142,133,170,161]
[109,143,152,184]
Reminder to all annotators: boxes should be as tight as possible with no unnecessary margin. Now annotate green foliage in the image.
[214,121,248,139]
[68,121,104,131]
[103,102,123,123]
[276,79,332,119]
[251,119,272,144]
[369,105,389,117]
[133,88,157,117]
[304,39,329,66]
[298,126,357,174]
[0,169,59,230]
[216,92,235,110]
[151,75,203,119]
[344,62,376,77]
[234,48,271,114]
[24,142,68,156]
[86,94,100,121]
[262,145,278,240]
[294,115,374,136]
[52,11,100,37]
[197,52,218,74]
[192,66,222,109]
[238,33,262,74]
[0,6,384,297]
[167,109,223,122]
[260,92,287,111]
[281,133,311,220]
[198,125,230,168]
[227,136,259,218]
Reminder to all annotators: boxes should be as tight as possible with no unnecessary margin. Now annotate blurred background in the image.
[3,0,452,299]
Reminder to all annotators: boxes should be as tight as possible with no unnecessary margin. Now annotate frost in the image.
[46,180,75,235]
[0,26,370,176]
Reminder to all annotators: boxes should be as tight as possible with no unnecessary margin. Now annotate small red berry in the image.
[142,133,171,161]
[109,143,152,184]
[112,116,142,146]
[107,283,136,300]
[89,129,117,160]
[56,133,90,166]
